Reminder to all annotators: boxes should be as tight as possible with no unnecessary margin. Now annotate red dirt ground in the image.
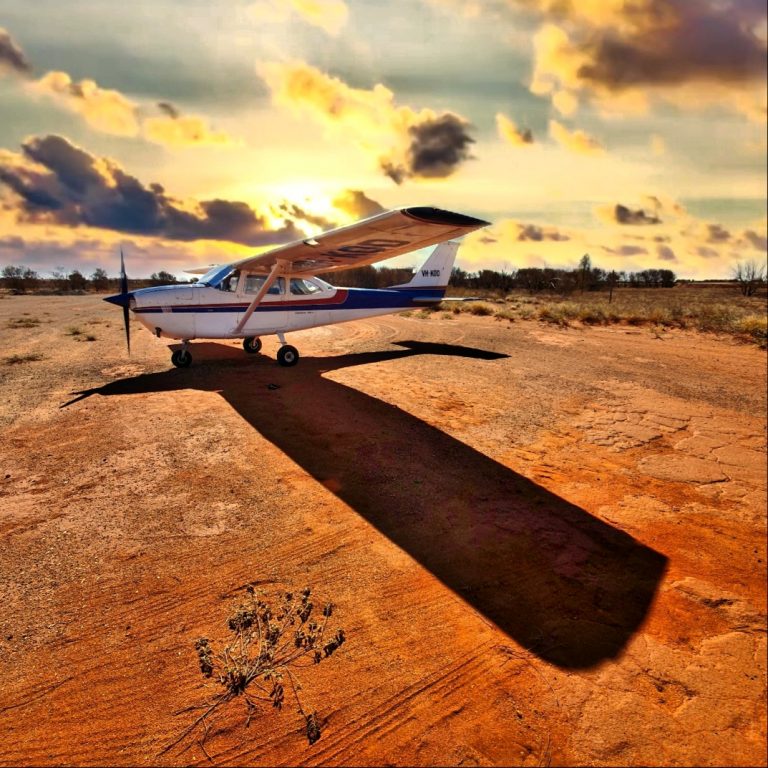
[0,294,765,766]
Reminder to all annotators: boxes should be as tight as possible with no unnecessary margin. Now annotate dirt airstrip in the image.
[0,294,765,767]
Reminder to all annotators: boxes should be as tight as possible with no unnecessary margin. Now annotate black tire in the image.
[243,336,262,354]
[276,345,299,367]
[171,349,192,368]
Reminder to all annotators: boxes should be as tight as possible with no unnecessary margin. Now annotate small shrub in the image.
[518,307,535,320]
[468,303,493,316]
[3,353,43,365]
[440,312,454,320]
[578,306,608,325]
[6,317,41,328]
[494,308,516,323]
[735,315,768,347]
[164,586,345,758]
[65,325,83,336]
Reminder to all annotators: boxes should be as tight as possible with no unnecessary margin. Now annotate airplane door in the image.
[237,276,288,333]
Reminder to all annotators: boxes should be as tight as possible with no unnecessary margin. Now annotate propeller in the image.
[119,248,131,354]
[102,248,134,353]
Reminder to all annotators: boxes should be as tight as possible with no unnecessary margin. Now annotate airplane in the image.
[104,206,489,367]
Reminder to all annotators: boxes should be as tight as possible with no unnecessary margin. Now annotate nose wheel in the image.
[171,341,192,368]
[243,336,262,354]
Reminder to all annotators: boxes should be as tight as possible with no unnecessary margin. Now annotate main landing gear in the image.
[275,332,299,367]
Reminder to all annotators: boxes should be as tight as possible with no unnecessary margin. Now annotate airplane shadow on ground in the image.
[64,341,667,669]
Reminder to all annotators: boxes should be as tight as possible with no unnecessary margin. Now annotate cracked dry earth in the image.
[0,294,765,767]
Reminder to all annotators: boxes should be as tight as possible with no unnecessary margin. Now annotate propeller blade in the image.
[120,248,131,353]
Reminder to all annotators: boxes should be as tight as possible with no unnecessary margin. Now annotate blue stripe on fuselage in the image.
[133,286,446,314]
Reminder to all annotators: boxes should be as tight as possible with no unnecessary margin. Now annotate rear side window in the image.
[290,278,321,295]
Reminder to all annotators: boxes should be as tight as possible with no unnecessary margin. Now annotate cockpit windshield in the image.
[197,264,232,288]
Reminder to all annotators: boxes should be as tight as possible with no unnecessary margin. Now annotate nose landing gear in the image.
[243,336,262,354]
[171,340,192,368]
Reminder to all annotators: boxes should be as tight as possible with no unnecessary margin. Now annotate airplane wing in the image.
[231,206,489,275]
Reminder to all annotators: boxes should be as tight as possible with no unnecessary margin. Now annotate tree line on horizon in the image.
[1,257,765,297]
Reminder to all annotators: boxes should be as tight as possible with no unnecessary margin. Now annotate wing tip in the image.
[401,206,490,228]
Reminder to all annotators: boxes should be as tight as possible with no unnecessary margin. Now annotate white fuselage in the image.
[128,274,443,341]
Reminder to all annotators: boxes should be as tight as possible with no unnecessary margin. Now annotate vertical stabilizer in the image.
[393,241,459,288]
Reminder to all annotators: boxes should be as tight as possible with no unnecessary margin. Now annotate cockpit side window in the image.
[244,276,284,295]
[219,269,240,292]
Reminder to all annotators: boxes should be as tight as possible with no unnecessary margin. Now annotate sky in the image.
[0,0,766,279]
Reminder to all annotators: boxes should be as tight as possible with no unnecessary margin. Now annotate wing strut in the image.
[234,259,288,334]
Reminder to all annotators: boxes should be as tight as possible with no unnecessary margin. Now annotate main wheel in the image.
[276,345,299,367]
[243,336,262,354]
[171,349,192,368]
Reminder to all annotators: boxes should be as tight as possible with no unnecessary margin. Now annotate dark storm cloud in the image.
[0,27,31,75]
[576,1,767,91]
[382,113,474,184]
[613,204,661,225]
[0,134,302,246]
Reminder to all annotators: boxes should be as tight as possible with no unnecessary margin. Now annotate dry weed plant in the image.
[6,317,41,328]
[162,585,345,758]
[3,353,43,365]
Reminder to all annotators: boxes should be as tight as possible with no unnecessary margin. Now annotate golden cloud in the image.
[258,60,475,183]
[143,104,236,148]
[496,113,533,146]
[548,119,604,155]
[30,71,140,137]
[28,72,235,148]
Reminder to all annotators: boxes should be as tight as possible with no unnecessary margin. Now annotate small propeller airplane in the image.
[104,206,489,367]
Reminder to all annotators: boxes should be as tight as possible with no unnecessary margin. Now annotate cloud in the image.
[30,71,141,136]
[384,113,474,183]
[330,189,385,220]
[27,70,235,147]
[0,134,301,246]
[249,0,348,35]
[481,219,571,244]
[496,113,534,146]
[0,27,31,75]
[742,229,767,251]
[704,223,731,243]
[596,202,661,225]
[528,2,767,120]
[143,102,236,148]
[602,244,649,256]
[548,119,604,155]
[657,244,677,261]
[258,60,475,183]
